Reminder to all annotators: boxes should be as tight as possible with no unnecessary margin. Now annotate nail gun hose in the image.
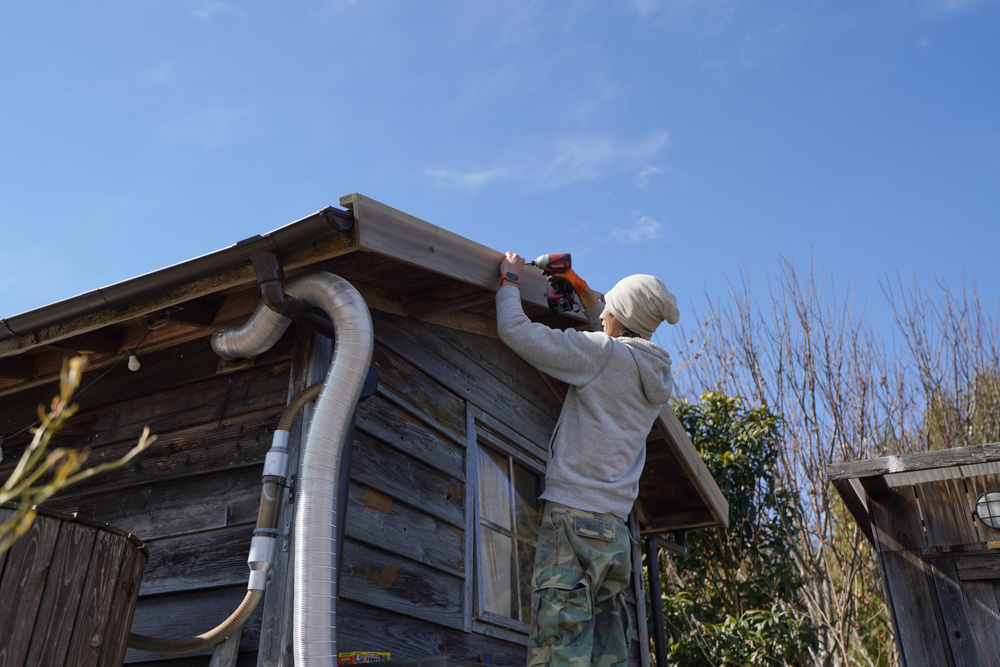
[127,590,263,654]
[127,382,324,654]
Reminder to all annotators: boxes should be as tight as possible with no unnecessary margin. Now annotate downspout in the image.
[212,270,374,665]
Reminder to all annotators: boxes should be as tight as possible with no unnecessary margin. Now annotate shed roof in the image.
[0,193,728,533]
[828,443,1000,548]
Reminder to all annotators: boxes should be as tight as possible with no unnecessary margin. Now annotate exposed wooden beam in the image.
[353,281,500,340]
[860,475,892,499]
[655,537,687,556]
[640,509,720,534]
[827,443,1000,480]
[831,477,876,546]
[0,356,34,380]
[0,290,265,401]
[46,331,121,355]
[403,282,495,318]
[160,301,221,327]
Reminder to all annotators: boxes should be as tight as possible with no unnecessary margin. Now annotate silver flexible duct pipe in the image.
[211,272,374,666]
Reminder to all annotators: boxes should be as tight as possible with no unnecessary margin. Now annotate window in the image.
[469,409,546,633]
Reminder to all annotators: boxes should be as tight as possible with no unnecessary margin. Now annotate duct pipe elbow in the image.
[211,272,374,666]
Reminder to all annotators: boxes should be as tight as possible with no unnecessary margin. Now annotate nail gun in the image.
[530,253,579,314]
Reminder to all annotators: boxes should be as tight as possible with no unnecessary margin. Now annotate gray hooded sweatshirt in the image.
[496,284,674,519]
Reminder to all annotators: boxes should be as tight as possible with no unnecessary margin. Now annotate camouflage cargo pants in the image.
[527,502,633,667]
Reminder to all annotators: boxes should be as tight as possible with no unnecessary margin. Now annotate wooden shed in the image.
[828,444,1000,667]
[0,194,728,666]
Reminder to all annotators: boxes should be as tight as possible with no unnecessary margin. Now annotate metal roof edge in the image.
[0,206,352,345]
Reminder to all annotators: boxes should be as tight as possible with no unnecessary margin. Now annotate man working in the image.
[495,252,678,666]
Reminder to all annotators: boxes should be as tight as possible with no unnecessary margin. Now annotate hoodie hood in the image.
[620,337,673,405]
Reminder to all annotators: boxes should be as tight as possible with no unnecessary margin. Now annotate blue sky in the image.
[1,1,998,351]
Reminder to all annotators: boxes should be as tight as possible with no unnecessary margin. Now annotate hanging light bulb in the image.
[127,348,141,372]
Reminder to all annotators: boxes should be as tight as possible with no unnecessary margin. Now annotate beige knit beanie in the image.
[604,274,679,339]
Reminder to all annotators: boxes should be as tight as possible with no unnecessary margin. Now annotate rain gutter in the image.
[0,207,353,345]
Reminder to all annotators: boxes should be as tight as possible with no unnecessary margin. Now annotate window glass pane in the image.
[478,444,511,529]
[481,528,516,618]
[516,538,537,623]
[513,461,542,545]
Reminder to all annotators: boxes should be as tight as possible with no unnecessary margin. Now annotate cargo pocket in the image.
[529,582,594,648]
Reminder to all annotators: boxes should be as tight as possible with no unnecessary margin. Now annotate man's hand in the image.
[501,251,526,277]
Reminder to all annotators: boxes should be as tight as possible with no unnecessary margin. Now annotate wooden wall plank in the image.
[126,584,263,664]
[368,341,468,445]
[23,522,99,667]
[0,335,289,442]
[140,524,254,596]
[345,482,464,577]
[357,393,464,481]
[100,541,148,666]
[423,321,562,422]
[66,531,129,666]
[337,598,526,665]
[65,467,262,541]
[19,409,280,513]
[208,629,243,667]
[919,479,980,549]
[870,488,926,553]
[959,577,1000,665]
[955,553,1000,581]
[880,549,951,667]
[0,512,62,666]
[1,360,289,479]
[351,430,465,528]
[372,310,554,447]
[339,539,465,631]
[928,556,982,667]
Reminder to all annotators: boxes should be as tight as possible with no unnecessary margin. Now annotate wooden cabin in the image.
[828,444,1000,667]
[0,194,728,666]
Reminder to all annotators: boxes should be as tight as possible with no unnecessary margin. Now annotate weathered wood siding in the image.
[0,307,649,666]
[333,311,646,664]
[334,311,556,664]
[0,333,294,666]
[866,472,1000,667]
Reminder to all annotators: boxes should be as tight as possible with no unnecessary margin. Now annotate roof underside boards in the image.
[827,443,1000,549]
[0,192,728,533]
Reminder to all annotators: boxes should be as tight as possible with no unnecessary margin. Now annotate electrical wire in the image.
[0,327,154,454]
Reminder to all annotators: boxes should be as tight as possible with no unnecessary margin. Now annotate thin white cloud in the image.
[637,165,662,188]
[426,131,669,193]
[425,166,516,192]
[630,0,664,20]
[612,212,663,245]
[190,3,243,22]
[927,0,999,11]
[156,106,257,150]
